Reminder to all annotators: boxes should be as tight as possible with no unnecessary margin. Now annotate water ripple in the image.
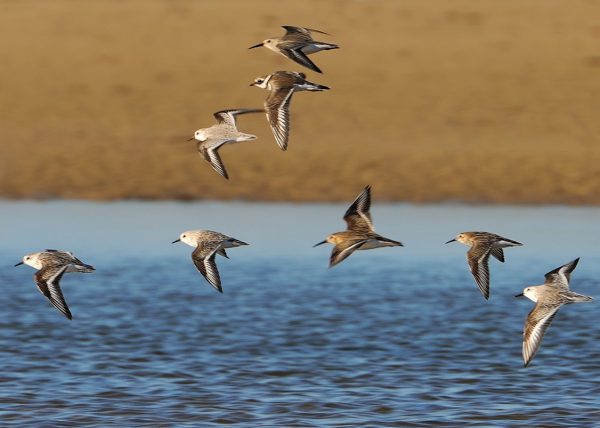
[1,202,600,426]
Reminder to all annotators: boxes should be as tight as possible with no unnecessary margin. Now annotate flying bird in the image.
[249,26,339,74]
[172,230,248,293]
[250,70,329,150]
[15,249,95,320]
[314,185,403,267]
[445,231,522,300]
[515,258,593,367]
[188,109,262,179]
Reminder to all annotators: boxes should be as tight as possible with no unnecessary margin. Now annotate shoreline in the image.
[2,197,600,208]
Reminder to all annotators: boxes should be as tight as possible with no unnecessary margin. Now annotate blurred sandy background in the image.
[1,0,599,203]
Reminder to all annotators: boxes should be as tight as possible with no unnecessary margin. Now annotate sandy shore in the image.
[1,0,599,203]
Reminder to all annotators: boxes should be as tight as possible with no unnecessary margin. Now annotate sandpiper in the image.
[188,109,263,179]
[515,258,592,367]
[249,26,339,74]
[250,71,329,151]
[445,231,522,300]
[14,249,95,320]
[314,185,403,267]
[172,230,248,293]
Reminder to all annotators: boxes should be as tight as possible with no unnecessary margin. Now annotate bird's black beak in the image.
[248,42,263,49]
[14,261,23,267]
[249,82,255,86]
[187,137,195,141]
[514,293,524,298]
[445,239,456,244]
[172,239,180,244]
[313,240,327,247]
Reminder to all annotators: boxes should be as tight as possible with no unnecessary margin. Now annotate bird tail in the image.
[306,82,330,91]
[313,42,339,51]
[567,292,593,303]
[227,238,249,247]
[379,236,404,247]
[70,263,95,273]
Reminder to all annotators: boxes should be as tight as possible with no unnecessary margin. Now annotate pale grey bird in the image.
[515,258,593,367]
[188,109,263,179]
[445,231,522,300]
[249,26,339,74]
[250,71,329,151]
[14,249,95,320]
[314,185,403,267]
[172,230,248,293]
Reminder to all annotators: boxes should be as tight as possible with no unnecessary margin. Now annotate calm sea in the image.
[0,201,598,427]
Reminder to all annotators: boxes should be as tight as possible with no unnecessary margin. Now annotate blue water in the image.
[0,201,599,426]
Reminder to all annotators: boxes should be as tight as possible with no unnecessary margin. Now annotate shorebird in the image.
[515,258,593,367]
[249,26,339,74]
[250,71,329,151]
[445,231,522,300]
[314,185,403,267]
[172,230,248,293]
[188,109,263,179]
[14,249,95,320]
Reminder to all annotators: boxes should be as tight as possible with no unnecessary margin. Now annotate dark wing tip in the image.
[328,251,342,268]
[479,281,490,300]
[286,48,323,73]
[282,25,330,34]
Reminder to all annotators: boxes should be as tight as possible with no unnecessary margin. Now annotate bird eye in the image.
[257,79,263,83]
[183,235,186,238]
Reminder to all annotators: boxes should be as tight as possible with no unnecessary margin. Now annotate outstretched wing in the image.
[213,109,263,128]
[523,303,561,367]
[198,140,229,179]
[35,265,72,320]
[282,26,330,38]
[466,244,492,299]
[343,186,373,233]
[192,244,223,293]
[330,239,367,268]
[279,46,322,73]
[544,258,579,290]
[265,88,295,150]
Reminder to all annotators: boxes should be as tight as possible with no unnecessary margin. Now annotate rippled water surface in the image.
[0,201,599,426]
